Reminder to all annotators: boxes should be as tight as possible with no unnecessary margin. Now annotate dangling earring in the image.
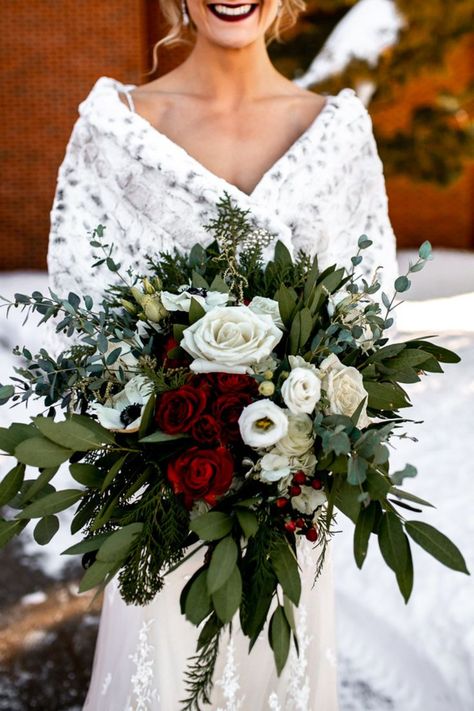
[181,0,190,26]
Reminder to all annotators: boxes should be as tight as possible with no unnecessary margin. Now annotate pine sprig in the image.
[180,624,223,711]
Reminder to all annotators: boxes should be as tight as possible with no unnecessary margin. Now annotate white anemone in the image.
[238,399,288,449]
[90,376,153,433]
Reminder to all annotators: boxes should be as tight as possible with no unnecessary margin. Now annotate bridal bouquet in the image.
[0,193,468,709]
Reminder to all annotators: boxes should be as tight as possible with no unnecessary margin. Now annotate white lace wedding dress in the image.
[47,76,398,710]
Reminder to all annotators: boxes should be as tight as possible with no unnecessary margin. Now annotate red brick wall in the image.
[1,0,148,271]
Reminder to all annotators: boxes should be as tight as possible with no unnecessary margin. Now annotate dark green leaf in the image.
[61,533,110,556]
[0,385,14,402]
[269,605,291,675]
[270,541,301,606]
[0,518,28,546]
[96,522,144,562]
[25,467,58,500]
[190,511,233,541]
[16,489,83,519]
[0,463,25,507]
[235,508,259,539]
[207,537,238,594]
[139,430,187,443]
[33,416,112,451]
[34,515,60,545]
[70,463,104,488]
[212,565,242,623]
[405,521,469,574]
[353,502,377,568]
[77,559,117,593]
[378,511,407,573]
[389,486,435,508]
[189,297,206,325]
[100,454,128,492]
[15,437,73,467]
[0,423,37,455]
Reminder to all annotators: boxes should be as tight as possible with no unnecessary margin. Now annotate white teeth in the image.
[212,4,254,16]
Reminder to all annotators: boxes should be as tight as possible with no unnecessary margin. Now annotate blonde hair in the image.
[146,0,306,76]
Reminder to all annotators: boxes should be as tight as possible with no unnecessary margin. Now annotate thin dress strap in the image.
[121,89,135,113]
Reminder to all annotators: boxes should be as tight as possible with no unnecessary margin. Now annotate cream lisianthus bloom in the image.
[319,353,371,428]
[182,306,283,374]
[281,366,322,415]
[258,452,291,483]
[291,486,327,515]
[90,376,153,433]
[161,287,229,313]
[274,412,314,457]
[238,400,289,449]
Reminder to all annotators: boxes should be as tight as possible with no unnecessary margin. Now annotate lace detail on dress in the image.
[268,692,282,710]
[124,619,160,710]
[216,636,245,711]
[285,604,312,710]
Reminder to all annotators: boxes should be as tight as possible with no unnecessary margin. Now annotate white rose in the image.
[291,485,327,515]
[319,353,371,428]
[238,400,288,449]
[259,453,291,483]
[248,296,284,329]
[161,287,228,313]
[182,306,283,375]
[274,412,314,457]
[281,367,322,415]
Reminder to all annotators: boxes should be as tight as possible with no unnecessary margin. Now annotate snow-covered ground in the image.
[0,248,473,709]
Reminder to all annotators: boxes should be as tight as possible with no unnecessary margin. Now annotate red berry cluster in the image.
[275,470,322,542]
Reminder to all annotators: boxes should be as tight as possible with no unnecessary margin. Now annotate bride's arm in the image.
[336,101,400,321]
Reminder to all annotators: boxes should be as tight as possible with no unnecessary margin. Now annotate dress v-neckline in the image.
[112,79,336,201]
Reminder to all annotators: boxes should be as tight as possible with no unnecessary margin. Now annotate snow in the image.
[1,249,473,708]
[295,0,405,92]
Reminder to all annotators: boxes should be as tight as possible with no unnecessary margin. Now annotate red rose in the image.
[191,414,221,445]
[155,385,207,434]
[216,373,258,395]
[212,391,254,444]
[167,446,234,509]
[162,336,189,369]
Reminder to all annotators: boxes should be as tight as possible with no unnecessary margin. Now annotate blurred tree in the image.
[269,0,474,185]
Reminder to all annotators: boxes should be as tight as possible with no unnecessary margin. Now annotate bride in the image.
[47,1,398,708]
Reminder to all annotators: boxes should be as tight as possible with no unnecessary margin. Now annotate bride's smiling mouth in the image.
[207,3,259,23]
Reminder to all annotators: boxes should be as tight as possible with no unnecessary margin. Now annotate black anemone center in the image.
[187,286,208,297]
[120,403,142,427]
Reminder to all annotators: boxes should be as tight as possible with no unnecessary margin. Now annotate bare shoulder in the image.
[117,73,181,123]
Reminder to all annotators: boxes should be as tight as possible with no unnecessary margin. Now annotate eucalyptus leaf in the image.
[77,559,117,593]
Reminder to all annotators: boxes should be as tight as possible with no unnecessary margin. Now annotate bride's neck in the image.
[177,37,283,103]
